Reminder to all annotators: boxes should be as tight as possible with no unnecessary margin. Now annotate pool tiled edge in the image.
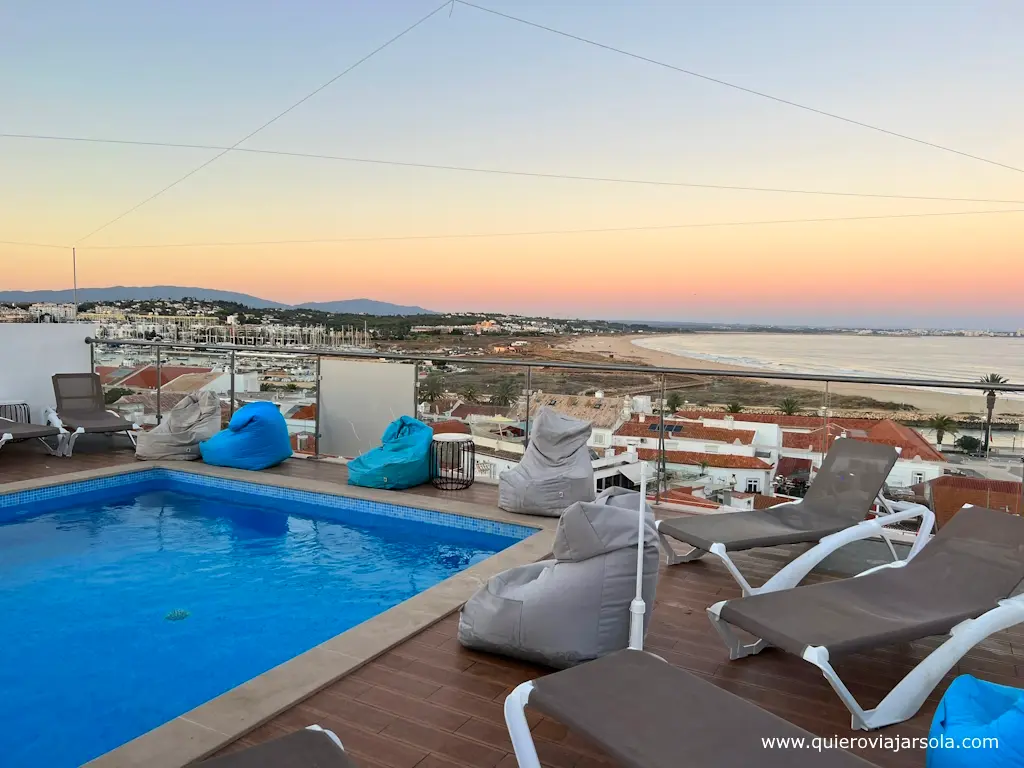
[7,462,556,768]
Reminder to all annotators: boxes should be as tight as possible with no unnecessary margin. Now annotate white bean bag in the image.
[136,391,221,461]
[498,406,595,517]
[458,487,660,668]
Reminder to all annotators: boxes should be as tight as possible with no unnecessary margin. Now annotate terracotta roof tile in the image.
[652,489,721,509]
[673,409,880,431]
[615,417,755,445]
[635,448,772,470]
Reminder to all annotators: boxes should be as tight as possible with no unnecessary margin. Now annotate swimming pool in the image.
[0,470,535,768]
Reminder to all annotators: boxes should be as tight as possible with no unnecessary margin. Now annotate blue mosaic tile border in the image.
[0,468,539,540]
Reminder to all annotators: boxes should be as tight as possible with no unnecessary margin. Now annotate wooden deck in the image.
[4,436,1023,767]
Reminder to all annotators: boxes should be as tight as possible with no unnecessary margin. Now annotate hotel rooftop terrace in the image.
[4,437,1024,768]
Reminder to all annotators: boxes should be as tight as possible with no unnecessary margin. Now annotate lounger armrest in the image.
[757,504,935,594]
[44,408,64,430]
[105,409,140,430]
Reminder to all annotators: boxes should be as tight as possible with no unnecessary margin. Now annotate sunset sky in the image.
[2,1,1023,328]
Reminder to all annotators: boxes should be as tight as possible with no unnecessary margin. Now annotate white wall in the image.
[664,460,771,493]
[0,324,97,422]
[202,371,260,394]
[887,460,946,488]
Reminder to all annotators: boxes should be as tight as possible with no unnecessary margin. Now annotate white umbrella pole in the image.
[629,460,648,651]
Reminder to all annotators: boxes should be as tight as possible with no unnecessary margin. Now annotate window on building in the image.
[911,471,926,485]
[704,445,719,453]
[745,477,761,493]
[592,432,606,446]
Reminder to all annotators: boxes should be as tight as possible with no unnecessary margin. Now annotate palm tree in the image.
[419,373,445,404]
[460,384,479,404]
[927,415,958,448]
[979,373,1007,453]
[777,397,800,416]
[726,402,743,413]
[490,377,521,407]
[665,392,683,412]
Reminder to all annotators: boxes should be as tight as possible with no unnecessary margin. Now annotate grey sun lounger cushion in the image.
[459,487,659,668]
[136,391,220,461]
[0,418,60,440]
[51,373,135,433]
[498,406,595,517]
[719,506,1024,657]
[660,439,897,552]
[198,728,356,768]
[56,411,136,432]
[528,649,874,768]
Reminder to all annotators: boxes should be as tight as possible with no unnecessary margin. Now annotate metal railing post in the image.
[229,350,236,417]
[524,365,532,446]
[657,374,666,503]
[314,355,322,459]
[412,361,419,416]
[155,345,162,424]
[89,340,95,374]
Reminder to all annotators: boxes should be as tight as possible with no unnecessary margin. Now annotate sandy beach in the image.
[564,334,1024,417]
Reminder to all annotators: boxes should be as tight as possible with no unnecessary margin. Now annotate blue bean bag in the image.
[928,675,1024,767]
[347,416,432,489]
[200,401,292,471]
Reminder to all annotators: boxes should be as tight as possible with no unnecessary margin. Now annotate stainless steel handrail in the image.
[84,337,1024,392]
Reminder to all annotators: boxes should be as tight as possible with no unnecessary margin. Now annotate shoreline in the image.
[563,334,1024,417]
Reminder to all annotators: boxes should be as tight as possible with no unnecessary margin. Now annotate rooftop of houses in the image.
[449,403,515,420]
[615,415,756,444]
[781,419,945,462]
[104,364,215,390]
[160,371,224,393]
[628,446,774,470]
[913,474,1024,526]
[110,391,189,415]
[519,392,626,430]
[674,408,882,431]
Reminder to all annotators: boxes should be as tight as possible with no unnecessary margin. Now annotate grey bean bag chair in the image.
[498,406,595,517]
[458,487,660,668]
[136,391,221,461]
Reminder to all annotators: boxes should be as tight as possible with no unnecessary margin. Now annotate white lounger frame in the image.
[707,505,1024,730]
[657,497,935,597]
[44,408,139,457]
[305,724,346,750]
[0,425,66,456]
[505,682,543,768]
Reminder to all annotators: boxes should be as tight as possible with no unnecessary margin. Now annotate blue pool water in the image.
[0,471,533,767]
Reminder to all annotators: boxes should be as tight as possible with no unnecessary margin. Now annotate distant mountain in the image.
[0,286,435,315]
[298,298,433,315]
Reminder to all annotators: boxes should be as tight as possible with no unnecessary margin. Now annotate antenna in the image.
[629,460,648,650]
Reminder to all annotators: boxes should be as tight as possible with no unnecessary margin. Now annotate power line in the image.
[76,207,1024,250]
[0,239,67,249]
[4,132,1024,205]
[72,0,452,245]
[456,0,1024,176]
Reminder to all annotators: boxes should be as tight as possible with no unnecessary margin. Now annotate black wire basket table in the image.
[429,433,476,490]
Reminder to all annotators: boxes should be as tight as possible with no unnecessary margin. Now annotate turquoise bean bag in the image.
[200,401,292,471]
[347,416,432,489]
[928,674,1024,767]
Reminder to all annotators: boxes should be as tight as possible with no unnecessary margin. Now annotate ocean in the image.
[632,333,1024,448]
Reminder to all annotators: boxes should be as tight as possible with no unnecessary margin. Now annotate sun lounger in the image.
[47,373,139,456]
[656,438,935,595]
[707,505,1024,730]
[0,417,64,455]
[505,648,875,768]
[198,725,354,767]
